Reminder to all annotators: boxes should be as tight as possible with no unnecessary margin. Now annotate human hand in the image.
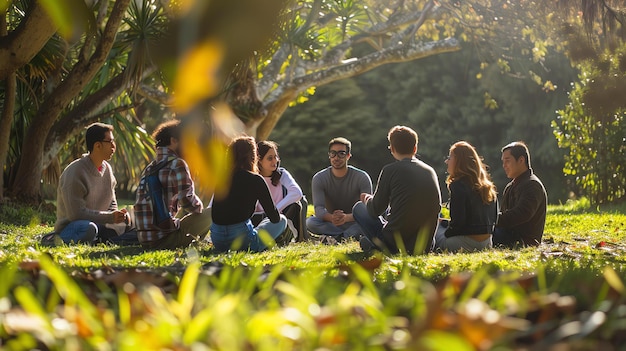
[113,209,128,224]
[360,193,372,203]
[332,210,346,226]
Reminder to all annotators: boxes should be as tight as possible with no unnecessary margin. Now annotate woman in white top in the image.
[253,141,304,240]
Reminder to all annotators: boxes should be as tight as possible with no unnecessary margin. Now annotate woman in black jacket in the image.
[434,141,498,252]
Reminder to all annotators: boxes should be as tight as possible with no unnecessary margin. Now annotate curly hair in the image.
[229,135,258,173]
[446,141,497,204]
[152,120,182,147]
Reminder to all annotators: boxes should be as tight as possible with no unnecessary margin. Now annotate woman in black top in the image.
[434,141,498,252]
[210,136,288,252]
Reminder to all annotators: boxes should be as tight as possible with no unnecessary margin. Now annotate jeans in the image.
[98,225,139,245]
[352,201,388,251]
[59,220,97,244]
[305,216,364,239]
[59,220,139,245]
[211,215,287,252]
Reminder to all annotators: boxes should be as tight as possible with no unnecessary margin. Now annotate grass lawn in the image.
[1,198,626,350]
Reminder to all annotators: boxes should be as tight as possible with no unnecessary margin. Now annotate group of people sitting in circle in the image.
[45,120,548,255]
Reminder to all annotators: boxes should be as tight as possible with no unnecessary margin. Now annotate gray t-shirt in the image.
[311,166,372,217]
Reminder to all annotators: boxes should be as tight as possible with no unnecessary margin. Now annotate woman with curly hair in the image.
[210,136,289,252]
[434,141,498,252]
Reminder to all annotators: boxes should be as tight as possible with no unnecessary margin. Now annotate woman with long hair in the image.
[433,141,498,252]
[210,136,290,252]
[253,141,304,240]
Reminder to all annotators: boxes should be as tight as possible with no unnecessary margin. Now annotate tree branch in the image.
[43,64,156,167]
[257,38,460,138]
[0,1,57,80]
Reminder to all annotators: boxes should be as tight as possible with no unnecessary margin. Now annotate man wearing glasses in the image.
[51,122,135,245]
[306,137,372,242]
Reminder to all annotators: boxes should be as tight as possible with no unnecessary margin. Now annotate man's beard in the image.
[331,161,346,169]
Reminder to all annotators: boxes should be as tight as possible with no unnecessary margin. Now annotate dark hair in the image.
[328,137,351,154]
[501,141,531,169]
[152,120,182,147]
[85,122,114,152]
[447,141,497,204]
[257,140,282,186]
[230,135,258,172]
[388,125,418,155]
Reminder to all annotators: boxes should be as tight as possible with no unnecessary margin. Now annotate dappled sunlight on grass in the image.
[2,199,626,281]
[3,200,626,348]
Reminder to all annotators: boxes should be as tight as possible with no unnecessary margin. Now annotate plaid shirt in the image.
[135,147,204,244]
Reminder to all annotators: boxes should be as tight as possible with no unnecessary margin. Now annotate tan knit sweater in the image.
[54,155,118,233]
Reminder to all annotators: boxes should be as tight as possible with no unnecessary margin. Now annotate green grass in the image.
[2,199,626,350]
[2,198,626,280]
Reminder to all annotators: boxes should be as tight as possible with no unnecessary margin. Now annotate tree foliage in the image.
[273,43,577,203]
[3,0,622,204]
[0,0,286,203]
[546,0,626,204]
[553,59,626,204]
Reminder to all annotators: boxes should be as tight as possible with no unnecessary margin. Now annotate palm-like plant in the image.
[2,0,171,202]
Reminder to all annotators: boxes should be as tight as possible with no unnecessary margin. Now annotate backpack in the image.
[140,157,176,230]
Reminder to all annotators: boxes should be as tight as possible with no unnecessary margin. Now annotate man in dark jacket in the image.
[493,141,547,247]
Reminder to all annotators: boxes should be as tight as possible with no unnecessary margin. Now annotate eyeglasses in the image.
[100,139,115,145]
[328,150,347,159]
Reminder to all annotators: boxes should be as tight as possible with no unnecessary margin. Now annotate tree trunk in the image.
[0,1,57,80]
[254,90,297,140]
[9,0,132,204]
[0,72,16,203]
[0,12,16,203]
[0,95,15,196]
[0,10,16,202]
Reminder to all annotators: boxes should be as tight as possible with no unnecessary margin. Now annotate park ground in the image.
[0,198,626,350]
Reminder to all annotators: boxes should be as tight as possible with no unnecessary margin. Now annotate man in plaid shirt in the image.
[134,120,211,249]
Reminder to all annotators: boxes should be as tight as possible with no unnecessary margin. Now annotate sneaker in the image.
[286,219,297,243]
[275,221,295,247]
[40,232,63,247]
[359,236,375,253]
[320,235,339,246]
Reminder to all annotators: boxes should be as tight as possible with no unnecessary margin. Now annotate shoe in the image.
[286,219,297,243]
[275,220,295,247]
[320,235,339,245]
[40,232,63,247]
[360,236,375,253]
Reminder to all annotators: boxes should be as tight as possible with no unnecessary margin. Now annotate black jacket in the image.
[496,169,547,246]
[444,178,498,238]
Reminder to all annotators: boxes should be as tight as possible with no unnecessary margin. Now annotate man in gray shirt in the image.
[306,137,372,241]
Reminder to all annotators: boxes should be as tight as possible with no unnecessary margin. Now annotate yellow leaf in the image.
[603,266,625,294]
[182,119,232,200]
[173,40,224,113]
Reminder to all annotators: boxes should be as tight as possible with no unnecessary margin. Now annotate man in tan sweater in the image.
[54,123,134,244]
